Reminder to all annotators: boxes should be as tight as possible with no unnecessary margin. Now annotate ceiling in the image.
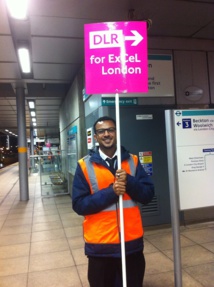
[0,0,214,140]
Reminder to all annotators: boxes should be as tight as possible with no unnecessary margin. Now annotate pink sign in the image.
[85,21,148,94]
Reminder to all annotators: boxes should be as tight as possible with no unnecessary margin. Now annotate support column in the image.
[30,127,34,170]
[16,87,29,201]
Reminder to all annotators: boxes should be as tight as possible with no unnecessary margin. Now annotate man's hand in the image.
[113,169,127,196]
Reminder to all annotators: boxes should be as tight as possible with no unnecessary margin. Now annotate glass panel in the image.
[30,150,68,197]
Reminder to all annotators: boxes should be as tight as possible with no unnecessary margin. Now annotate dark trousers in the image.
[88,251,145,287]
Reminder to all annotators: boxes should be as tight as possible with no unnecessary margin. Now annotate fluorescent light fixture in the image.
[18,47,31,73]
[33,123,37,126]
[6,0,28,19]
[32,118,36,122]
[28,101,35,109]
[30,111,36,117]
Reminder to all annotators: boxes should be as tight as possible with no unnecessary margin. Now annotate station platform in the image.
[0,163,214,287]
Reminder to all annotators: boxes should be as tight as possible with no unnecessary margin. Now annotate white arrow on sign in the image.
[89,30,144,49]
[125,30,144,46]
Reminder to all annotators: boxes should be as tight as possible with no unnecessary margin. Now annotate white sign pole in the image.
[115,93,127,287]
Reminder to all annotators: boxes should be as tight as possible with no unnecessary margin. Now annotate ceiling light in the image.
[30,111,36,117]
[18,47,31,73]
[33,123,37,126]
[6,0,28,20]
[32,118,36,122]
[28,100,35,109]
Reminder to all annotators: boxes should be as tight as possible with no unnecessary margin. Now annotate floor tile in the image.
[201,242,214,253]
[9,208,33,215]
[0,273,27,287]
[163,245,214,267]
[7,212,33,220]
[185,262,214,287]
[59,212,82,220]
[182,228,214,244]
[0,224,32,235]
[32,220,63,232]
[3,218,32,227]
[58,207,75,214]
[68,236,85,249]
[55,196,72,203]
[30,238,69,255]
[76,264,90,287]
[144,239,159,254]
[31,228,65,242]
[143,270,203,287]
[0,233,31,246]
[145,233,195,251]
[144,225,172,236]
[28,267,82,287]
[61,218,83,228]
[0,215,7,221]
[0,256,28,276]
[33,214,61,224]
[144,252,174,274]
[40,198,56,205]
[64,226,83,238]
[0,209,10,215]
[34,205,58,211]
[0,243,30,259]
[33,209,59,217]
[29,250,75,272]
[72,248,88,265]
[0,221,4,230]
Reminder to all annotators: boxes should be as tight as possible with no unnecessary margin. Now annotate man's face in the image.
[94,120,117,152]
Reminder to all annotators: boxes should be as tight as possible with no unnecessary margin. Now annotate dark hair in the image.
[93,116,116,133]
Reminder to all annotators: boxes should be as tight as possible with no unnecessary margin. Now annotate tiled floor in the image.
[0,163,214,287]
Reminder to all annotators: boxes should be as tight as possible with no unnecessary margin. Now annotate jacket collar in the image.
[89,146,130,164]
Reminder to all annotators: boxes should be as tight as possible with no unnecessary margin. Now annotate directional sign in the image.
[85,22,148,94]
[173,109,214,210]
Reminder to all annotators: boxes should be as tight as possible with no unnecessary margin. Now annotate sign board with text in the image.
[102,97,138,106]
[147,55,174,97]
[173,109,214,210]
[85,21,148,94]
[100,54,174,98]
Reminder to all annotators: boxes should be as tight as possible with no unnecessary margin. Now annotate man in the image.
[72,116,154,287]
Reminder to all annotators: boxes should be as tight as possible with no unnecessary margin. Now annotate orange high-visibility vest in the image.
[78,154,144,244]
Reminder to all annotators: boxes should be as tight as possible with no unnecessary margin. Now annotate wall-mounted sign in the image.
[68,125,77,136]
[85,21,148,94]
[100,54,174,98]
[67,125,78,175]
[102,97,138,106]
[172,109,214,210]
[147,55,174,97]
[136,114,153,120]
[87,127,93,150]
[139,151,153,176]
